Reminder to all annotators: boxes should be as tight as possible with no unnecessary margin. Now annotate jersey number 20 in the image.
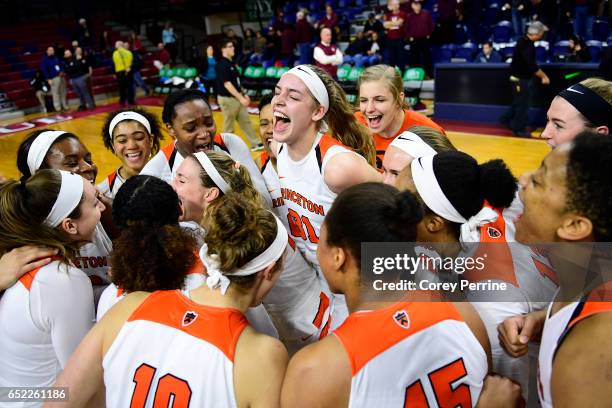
[131,363,192,407]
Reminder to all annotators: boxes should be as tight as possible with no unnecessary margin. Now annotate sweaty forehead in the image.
[50,137,88,156]
[174,100,211,123]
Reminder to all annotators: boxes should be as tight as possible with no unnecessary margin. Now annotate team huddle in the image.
[0,64,610,407]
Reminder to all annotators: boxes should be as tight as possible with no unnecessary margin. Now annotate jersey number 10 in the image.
[131,363,192,407]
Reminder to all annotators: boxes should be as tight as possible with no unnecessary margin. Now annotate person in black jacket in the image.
[30,69,51,113]
[63,49,95,111]
[499,21,550,137]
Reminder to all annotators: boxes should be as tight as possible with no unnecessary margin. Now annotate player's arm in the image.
[551,312,612,407]
[281,335,351,408]
[498,309,546,357]
[234,328,288,408]
[454,302,493,371]
[324,153,382,194]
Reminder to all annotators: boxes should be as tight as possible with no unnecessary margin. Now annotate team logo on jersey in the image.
[182,311,198,327]
[393,310,410,329]
[487,227,502,239]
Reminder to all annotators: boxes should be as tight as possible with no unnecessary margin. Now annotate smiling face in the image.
[172,157,214,223]
[359,79,403,136]
[65,180,104,242]
[46,137,98,183]
[272,73,323,145]
[382,146,413,185]
[541,97,589,148]
[258,103,275,157]
[167,99,216,156]
[111,120,153,175]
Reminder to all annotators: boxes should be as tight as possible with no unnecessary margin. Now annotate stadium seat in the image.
[454,42,477,61]
[535,45,548,63]
[592,20,609,42]
[484,4,501,26]
[242,65,265,96]
[492,21,513,43]
[453,24,469,44]
[403,67,425,108]
[552,40,570,59]
[336,64,351,82]
[586,40,603,62]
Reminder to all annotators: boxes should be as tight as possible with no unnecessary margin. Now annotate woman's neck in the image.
[190,284,255,313]
[118,165,139,180]
[287,126,319,161]
[379,108,405,139]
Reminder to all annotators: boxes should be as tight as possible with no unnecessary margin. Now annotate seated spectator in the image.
[29,69,51,113]
[368,32,384,64]
[567,34,591,62]
[154,42,171,68]
[345,32,373,67]
[475,41,503,63]
[313,27,343,78]
[364,13,385,39]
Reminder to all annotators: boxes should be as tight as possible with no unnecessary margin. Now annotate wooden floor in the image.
[0,98,550,182]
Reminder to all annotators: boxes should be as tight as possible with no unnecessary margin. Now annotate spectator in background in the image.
[200,45,216,96]
[162,22,178,63]
[225,29,244,62]
[567,34,591,62]
[318,4,340,40]
[500,21,550,137]
[475,41,503,62]
[76,18,93,48]
[573,0,596,40]
[405,0,434,76]
[368,32,384,63]
[127,43,150,97]
[100,31,113,56]
[296,10,314,65]
[242,28,256,66]
[63,49,95,111]
[502,0,529,39]
[313,27,343,78]
[264,26,280,61]
[281,23,296,66]
[345,31,371,67]
[272,9,287,33]
[112,41,135,106]
[383,0,406,70]
[41,46,69,112]
[130,31,143,52]
[74,46,96,109]
[155,42,171,67]
[436,0,460,44]
[252,30,267,64]
[30,69,50,113]
[364,13,385,40]
[215,39,263,151]
[598,48,612,80]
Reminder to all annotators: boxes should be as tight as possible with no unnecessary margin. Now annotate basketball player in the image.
[381,126,455,186]
[356,64,446,168]
[173,152,334,353]
[98,108,163,198]
[0,246,59,290]
[139,89,271,208]
[96,175,205,320]
[396,151,558,400]
[52,194,289,407]
[0,170,102,392]
[498,132,612,406]
[541,78,611,148]
[16,130,113,294]
[282,183,521,407]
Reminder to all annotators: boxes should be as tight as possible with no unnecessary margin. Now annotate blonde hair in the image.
[0,170,82,260]
[307,65,377,167]
[580,78,612,105]
[358,64,409,111]
[188,152,261,206]
[407,126,457,152]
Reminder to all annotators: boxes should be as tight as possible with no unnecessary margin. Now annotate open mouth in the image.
[124,151,143,164]
[273,112,291,133]
[367,114,383,128]
[193,142,212,153]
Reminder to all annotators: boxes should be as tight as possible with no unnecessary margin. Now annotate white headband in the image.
[108,111,152,137]
[27,131,68,175]
[411,155,498,245]
[283,65,329,115]
[389,131,436,159]
[44,170,85,227]
[200,214,288,295]
[193,152,231,193]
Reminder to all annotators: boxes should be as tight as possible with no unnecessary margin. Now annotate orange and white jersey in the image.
[77,223,113,294]
[276,133,364,266]
[140,134,272,208]
[334,301,487,407]
[263,237,334,354]
[97,168,125,199]
[0,260,94,396]
[96,256,206,321]
[538,287,612,408]
[103,290,248,408]
[259,151,286,217]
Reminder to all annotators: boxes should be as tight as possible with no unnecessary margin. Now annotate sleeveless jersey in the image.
[538,286,612,408]
[259,151,285,216]
[276,133,363,267]
[140,134,272,208]
[77,223,113,290]
[96,253,206,321]
[97,168,125,199]
[355,109,446,169]
[103,290,248,408]
[0,260,94,400]
[334,301,487,408]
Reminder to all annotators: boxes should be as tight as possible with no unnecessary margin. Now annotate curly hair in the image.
[110,175,196,292]
[565,132,612,241]
[101,107,163,155]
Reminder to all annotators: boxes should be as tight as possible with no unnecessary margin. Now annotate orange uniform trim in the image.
[107,170,118,189]
[318,134,350,158]
[161,141,176,162]
[187,251,205,275]
[334,301,463,376]
[213,134,230,154]
[128,290,249,362]
[259,151,270,172]
[18,256,63,291]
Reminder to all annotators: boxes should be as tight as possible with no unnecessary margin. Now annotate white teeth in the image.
[126,152,141,158]
[274,112,289,120]
[367,115,382,120]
